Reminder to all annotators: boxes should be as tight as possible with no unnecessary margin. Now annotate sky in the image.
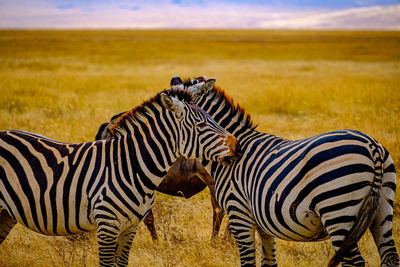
[0,0,399,29]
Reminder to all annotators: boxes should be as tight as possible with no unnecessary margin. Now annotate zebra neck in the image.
[195,93,256,142]
[202,107,257,146]
[109,131,179,191]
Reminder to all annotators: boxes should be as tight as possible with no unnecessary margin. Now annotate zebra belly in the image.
[278,208,326,241]
[253,174,372,242]
[254,198,326,242]
[17,219,96,236]
[0,201,96,236]
[0,180,95,236]
[250,136,376,241]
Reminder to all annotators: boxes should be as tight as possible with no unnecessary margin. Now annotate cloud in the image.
[260,4,400,29]
[56,3,74,10]
[0,0,398,29]
[117,4,140,11]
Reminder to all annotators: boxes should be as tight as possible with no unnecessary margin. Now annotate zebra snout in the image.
[219,135,241,165]
[227,134,241,158]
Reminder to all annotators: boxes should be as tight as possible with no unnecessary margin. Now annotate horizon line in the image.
[0,27,399,31]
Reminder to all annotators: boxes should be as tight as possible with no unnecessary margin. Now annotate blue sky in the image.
[51,0,399,8]
[1,0,399,29]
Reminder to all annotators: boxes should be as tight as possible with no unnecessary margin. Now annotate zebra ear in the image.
[188,78,215,97]
[170,75,184,90]
[160,93,184,117]
[201,78,215,93]
[195,76,207,83]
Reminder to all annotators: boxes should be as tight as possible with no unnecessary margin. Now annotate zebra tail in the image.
[328,144,383,267]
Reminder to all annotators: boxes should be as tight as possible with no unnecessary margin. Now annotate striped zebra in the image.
[99,117,224,241]
[174,75,399,266]
[95,86,226,240]
[0,88,240,266]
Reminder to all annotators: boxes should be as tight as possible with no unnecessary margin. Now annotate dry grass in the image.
[0,30,399,266]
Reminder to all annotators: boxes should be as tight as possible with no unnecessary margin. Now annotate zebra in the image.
[0,87,240,266]
[95,87,225,241]
[174,75,399,266]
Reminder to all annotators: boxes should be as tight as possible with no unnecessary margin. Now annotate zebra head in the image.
[170,74,208,94]
[159,92,241,165]
[169,75,216,99]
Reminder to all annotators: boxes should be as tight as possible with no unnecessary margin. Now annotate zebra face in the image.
[170,75,211,97]
[189,105,241,165]
[160,93,240,165]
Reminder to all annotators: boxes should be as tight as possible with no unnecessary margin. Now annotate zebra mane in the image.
[181,76,257,131]
[108,88,193,136]
[211,85,258,130]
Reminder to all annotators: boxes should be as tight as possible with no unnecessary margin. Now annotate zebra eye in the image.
[197,122,207,128]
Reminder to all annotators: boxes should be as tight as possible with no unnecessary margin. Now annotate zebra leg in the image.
[325,226,365,267]
[211,191,224,239]
[0,209,16,245]
[143,209,158,241]
[369,168,399,266]
[194,160,225,239]
[115,225,137,267]
[257,229,277,267]
[322,215,366,267]
[341,244,365,266]
[228,218,257,266]
[322,210,368,267]
[96,224,119,266]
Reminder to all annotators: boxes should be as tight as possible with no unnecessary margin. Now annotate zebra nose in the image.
[226,134,237,155]
[219,134,241,165]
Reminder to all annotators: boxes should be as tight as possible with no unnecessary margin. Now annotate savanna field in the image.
[0,30,399,266]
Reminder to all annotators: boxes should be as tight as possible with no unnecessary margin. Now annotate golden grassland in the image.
[0,30,399,266]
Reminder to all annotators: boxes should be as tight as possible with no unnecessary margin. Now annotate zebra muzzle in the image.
[219,135,241,165]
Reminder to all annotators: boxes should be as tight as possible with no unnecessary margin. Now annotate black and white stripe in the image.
[182,76,399,267]
[0,88,238,266]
